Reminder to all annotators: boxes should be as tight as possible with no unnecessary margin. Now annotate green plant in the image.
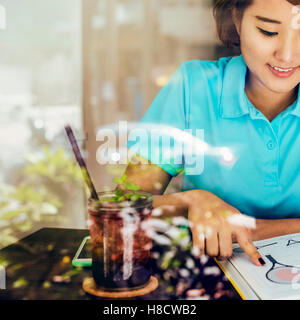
[0,146,85,248]
[96,173,145,203]
[0,183,64,247]
[24,146,83,191]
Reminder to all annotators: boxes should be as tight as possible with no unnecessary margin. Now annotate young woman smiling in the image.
[123,0,300,266]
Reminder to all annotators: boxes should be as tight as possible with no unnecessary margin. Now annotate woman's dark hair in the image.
[214,0,300,47]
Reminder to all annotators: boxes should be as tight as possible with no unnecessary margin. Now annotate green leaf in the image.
[172,259,181,268]
[129,194,140,201]
[120,174,127,183]
[13,277,28,288]
[97,196,119,203]
[115,189,124,197]
[112,177,123,185]
[123,181,140,191]
[1,209,25,220]
[16,221,33,232]
[43,281,51,289]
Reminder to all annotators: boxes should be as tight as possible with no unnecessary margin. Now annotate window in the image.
[82,0,234,193]
[0,0,84,248]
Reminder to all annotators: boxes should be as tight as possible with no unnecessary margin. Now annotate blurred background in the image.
[0,0,238,248]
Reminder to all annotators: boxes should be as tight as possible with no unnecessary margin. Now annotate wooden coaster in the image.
[82,276,159,299]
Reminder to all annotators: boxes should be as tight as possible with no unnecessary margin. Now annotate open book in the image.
[215,233,300,300]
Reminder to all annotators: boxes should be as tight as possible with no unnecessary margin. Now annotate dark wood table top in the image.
[0,228,240,300]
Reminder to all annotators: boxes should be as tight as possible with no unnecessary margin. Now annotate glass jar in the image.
[88,191,153,291]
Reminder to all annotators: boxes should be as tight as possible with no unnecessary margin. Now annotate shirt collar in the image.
[219,55,250,119]
[289,85,300,118]
[219,55,300,119]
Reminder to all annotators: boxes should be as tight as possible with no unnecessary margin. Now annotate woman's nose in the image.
[274,32,299,65]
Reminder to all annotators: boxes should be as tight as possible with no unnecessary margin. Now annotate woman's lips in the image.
[268,64,297,78]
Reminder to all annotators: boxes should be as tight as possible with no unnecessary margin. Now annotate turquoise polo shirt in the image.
[127,55,300,219]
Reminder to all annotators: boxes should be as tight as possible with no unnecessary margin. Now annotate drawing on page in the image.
[286,239,300,247]
[264,255,300,285]
[233,241,278,254]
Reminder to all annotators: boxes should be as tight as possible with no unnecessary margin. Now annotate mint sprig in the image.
[97,174,144,203]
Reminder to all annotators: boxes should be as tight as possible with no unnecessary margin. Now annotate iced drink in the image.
[88,191,153,291]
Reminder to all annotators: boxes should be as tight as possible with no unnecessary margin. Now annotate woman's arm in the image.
[121,156,264,265]
[122,158,172,195]
[120,164,263,265]
[153,193,300,242]
[122,155,191,216]
[154,189,264,265]
[122,157,300,265]
[253,219,300,241]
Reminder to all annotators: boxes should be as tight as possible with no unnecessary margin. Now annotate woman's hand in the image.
[187,190,265,266]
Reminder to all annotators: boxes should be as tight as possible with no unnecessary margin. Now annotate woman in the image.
[124,0,300,266]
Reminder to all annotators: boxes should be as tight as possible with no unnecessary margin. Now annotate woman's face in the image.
[237,0,300,94]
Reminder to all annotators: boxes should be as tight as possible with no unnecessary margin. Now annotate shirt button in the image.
[267,140,276,150]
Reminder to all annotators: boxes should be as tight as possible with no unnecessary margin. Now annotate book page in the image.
[229,233,300,299]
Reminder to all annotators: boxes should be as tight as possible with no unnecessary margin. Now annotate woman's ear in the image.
[232,7,241,36]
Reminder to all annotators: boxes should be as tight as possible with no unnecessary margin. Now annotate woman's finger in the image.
[205,227,219,257]
[218,227,233,258]
[196,224,206,255]
[189,221,205,256]
[235,229,265,266]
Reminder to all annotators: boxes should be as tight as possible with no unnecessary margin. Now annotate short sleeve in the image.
[126,64,188,176]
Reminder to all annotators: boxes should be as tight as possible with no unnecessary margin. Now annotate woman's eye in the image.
[257,27,278,37]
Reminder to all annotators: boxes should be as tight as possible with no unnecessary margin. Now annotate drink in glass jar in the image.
[88,191,153,291]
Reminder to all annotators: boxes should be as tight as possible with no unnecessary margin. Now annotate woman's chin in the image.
[262,79,299,95]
